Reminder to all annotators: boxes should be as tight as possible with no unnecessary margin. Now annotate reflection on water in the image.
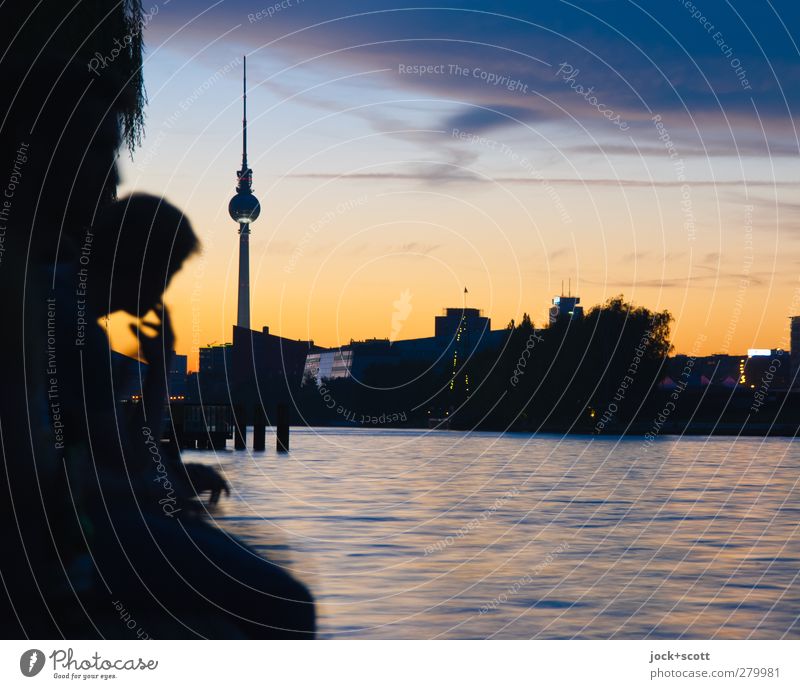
[191,428,799,639]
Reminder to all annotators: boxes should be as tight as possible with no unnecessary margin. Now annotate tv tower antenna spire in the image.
[242,55,248,171]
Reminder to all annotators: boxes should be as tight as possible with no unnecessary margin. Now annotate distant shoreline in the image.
[293,421,799,438]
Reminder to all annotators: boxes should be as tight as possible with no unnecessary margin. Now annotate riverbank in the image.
[302,420,799,437]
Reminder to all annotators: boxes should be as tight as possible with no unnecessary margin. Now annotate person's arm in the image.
[130,302,174,440]
[131,304,230,505]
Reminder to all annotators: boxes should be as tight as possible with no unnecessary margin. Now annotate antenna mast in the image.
[242,55,247,170]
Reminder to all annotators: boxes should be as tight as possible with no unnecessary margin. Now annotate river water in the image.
[191,428,799,639]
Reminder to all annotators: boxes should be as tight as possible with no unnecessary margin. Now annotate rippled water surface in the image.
[192,428,799,639]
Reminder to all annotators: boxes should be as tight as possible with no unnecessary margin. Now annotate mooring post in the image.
[277,403,289,452]
[234,404,247,450]
[253,404,266,451]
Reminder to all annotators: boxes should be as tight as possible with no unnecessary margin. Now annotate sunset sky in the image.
[113,0,800,368]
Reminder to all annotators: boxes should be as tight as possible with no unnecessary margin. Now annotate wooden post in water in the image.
[276,403,289,452]
[253,404,266,451]
[234,405,247,450]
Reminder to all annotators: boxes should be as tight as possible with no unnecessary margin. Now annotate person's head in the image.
[90,194,200,316]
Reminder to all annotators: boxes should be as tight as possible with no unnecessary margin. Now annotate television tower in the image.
[228,55,260,330]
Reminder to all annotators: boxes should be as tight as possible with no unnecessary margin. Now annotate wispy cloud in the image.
[153,0,800,137]
[285,170,796,188]
[583,272,770,289]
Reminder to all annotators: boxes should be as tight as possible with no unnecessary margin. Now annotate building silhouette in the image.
[791,316,800,388]
[302,306,509,386]
[549,294,583,325]
[435,307,489,338]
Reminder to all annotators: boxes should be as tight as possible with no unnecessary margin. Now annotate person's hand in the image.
[183,463,231,505]
[130,303,175,366]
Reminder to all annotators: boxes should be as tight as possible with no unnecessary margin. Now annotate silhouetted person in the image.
[61,194,315,639]
[76,195,228,506]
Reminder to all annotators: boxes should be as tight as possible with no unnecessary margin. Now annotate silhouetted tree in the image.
[453,296,672,432]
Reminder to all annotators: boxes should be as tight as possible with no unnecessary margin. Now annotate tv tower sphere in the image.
[229,190,260,224]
